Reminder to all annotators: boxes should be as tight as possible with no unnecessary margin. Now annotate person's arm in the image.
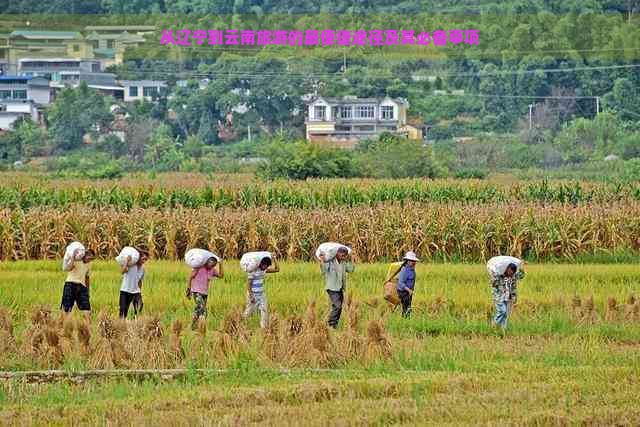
[320,259,330,274]
[188,269,198,288]
[138,279,143,290]
[64,251,79,272]
[246,278,255,303]
[120,256,130,274]
[216,260,224,279]
[85,270,91,288]
[345,261,355,273]
[267,258,279,273]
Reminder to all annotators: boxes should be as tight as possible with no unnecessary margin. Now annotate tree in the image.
[125,118,157,163]
[144,123,184,171]
[168,82,222,144]
[11,117,49,158]
[47,82,113,152]
[603,78,640,121]
[357,134,445,178]
[258,139,360,180]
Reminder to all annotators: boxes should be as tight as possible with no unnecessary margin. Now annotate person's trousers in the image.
[327,290,344,328]
[119,291,143,318]
[494,300,512,328]
[243,292,269,328]
[397,289,413,317]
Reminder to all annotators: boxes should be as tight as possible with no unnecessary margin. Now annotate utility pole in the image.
[247,125,251,142]
[342,51,347,74]
[596,96,600,115]
[528,104,533,130]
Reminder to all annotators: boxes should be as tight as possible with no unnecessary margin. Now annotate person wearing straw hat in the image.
[396,251,420,318]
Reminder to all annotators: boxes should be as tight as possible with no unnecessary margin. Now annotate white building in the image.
[305,96,423,147]
[0,100,40,131]
[119,80,167,102]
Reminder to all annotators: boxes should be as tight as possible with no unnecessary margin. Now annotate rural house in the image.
[305,96,424,148]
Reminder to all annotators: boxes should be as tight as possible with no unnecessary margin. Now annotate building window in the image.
[381,106,394,120]
[143,86,158,97]
[356,125,374,131]
[0,90,11,99]
[107,40,115,49]
[313,105,326,121]
[129,86,138,97]
[13,90,27,100]
[355,105,374,119]
[340,106,352,119]
[73,44,80,52]
[91,40,99,49]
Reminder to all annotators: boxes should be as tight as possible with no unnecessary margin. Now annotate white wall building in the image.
[0,100,39,130]
[119,80,167,102]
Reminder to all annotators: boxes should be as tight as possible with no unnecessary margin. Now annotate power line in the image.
[91,61,640,80]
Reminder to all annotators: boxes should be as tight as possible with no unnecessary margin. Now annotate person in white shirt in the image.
[119,251,148,319]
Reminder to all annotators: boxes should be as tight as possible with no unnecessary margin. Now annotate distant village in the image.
[0,26,428,146]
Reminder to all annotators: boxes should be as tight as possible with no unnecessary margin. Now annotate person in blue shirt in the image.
[396,251,420,318]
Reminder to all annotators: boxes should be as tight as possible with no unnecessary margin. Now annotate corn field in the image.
[2,175,640,210]
[2,202,640,262]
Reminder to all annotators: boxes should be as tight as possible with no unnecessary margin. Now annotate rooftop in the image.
[0,75,32,81]
[10,30,83,40]
[310,96,409,106]
[93,48,116,58]
[119,80,167,86]
[85,26,156,31]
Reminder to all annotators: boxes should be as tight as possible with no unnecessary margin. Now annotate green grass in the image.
[2,261,640,332]
[2,261,640,425]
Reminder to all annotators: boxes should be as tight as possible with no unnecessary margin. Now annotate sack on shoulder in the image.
[383,281,401,306]
[382,261,404,306]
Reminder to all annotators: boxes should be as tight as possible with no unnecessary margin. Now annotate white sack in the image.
[487,256,523,277]
[185,248,220,269]
[240,251,272,273]
[62,241,85,271]
[116,246,140,267]
[315,242,352,262]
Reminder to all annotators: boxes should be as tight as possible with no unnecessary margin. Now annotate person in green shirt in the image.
[318,247,355,329]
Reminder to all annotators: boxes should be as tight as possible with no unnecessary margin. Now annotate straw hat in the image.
[403,251,420,262]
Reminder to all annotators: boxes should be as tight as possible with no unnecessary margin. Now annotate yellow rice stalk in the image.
[364,320,392,362]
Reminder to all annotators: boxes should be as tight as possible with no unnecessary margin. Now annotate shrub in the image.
[258,139,360,180]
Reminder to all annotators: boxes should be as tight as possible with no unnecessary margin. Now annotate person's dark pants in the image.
[61,282,91,312]
[326,290,344,328]
[397,289,413,318]
[119,291,143,319]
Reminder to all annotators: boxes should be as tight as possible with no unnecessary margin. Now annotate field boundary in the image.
[0,368,342,383]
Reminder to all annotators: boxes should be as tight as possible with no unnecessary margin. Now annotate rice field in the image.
[1,261,640,424]
[2,173,640,425]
